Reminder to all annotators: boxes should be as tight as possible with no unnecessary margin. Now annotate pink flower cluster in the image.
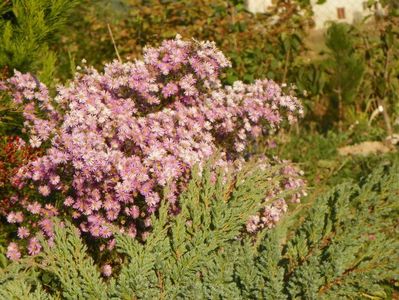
[3,36,305,258]
[244,158,306,233]
[6,72,60,148]
[5,197,58,260]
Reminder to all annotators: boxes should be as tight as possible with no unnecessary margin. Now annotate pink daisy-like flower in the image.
[6,212,17,224]
[39,219,54,238]
[64,196,75,206]
[27,202,41,214]
[17,226,30,239]
[6,243,21,261]
[14,212,24,223]
[101,264,112,277]
[7,212,24,224]
[27,237,42,255]
[125,205,140,219]
[50,175,60,185]
[162,82,179,98]
[38,185,51,196]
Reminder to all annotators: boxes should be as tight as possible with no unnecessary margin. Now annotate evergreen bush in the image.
[0,0,78,135]
[0,0,78,80]
[1,160,397,299]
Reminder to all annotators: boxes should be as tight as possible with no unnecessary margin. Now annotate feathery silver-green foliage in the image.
[0,160,398,299]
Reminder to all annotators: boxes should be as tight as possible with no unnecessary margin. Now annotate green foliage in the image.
[296,23,365,130]
[283,165,399,298]
[37,224,108,299]
[0,0,79,136]
[0,91,23,136]
[296,2,399,132]
[355,1,399,136]
[325,23,365,110]
[110,160,279,299]
[56,0,312,83]
[1,160,398,299]
[267,128,398,189]
[0,0,78,80]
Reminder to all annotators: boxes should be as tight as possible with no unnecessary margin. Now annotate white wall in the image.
[311,0,367,29]
[245,0,272,14]
[245,0,372,29]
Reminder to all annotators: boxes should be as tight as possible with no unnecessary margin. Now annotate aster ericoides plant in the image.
[2,36,305,257]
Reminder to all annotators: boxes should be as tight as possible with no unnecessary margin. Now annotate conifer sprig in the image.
[0,161,397,299]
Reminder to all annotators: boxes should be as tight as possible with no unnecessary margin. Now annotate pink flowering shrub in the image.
[2,36,305,259]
